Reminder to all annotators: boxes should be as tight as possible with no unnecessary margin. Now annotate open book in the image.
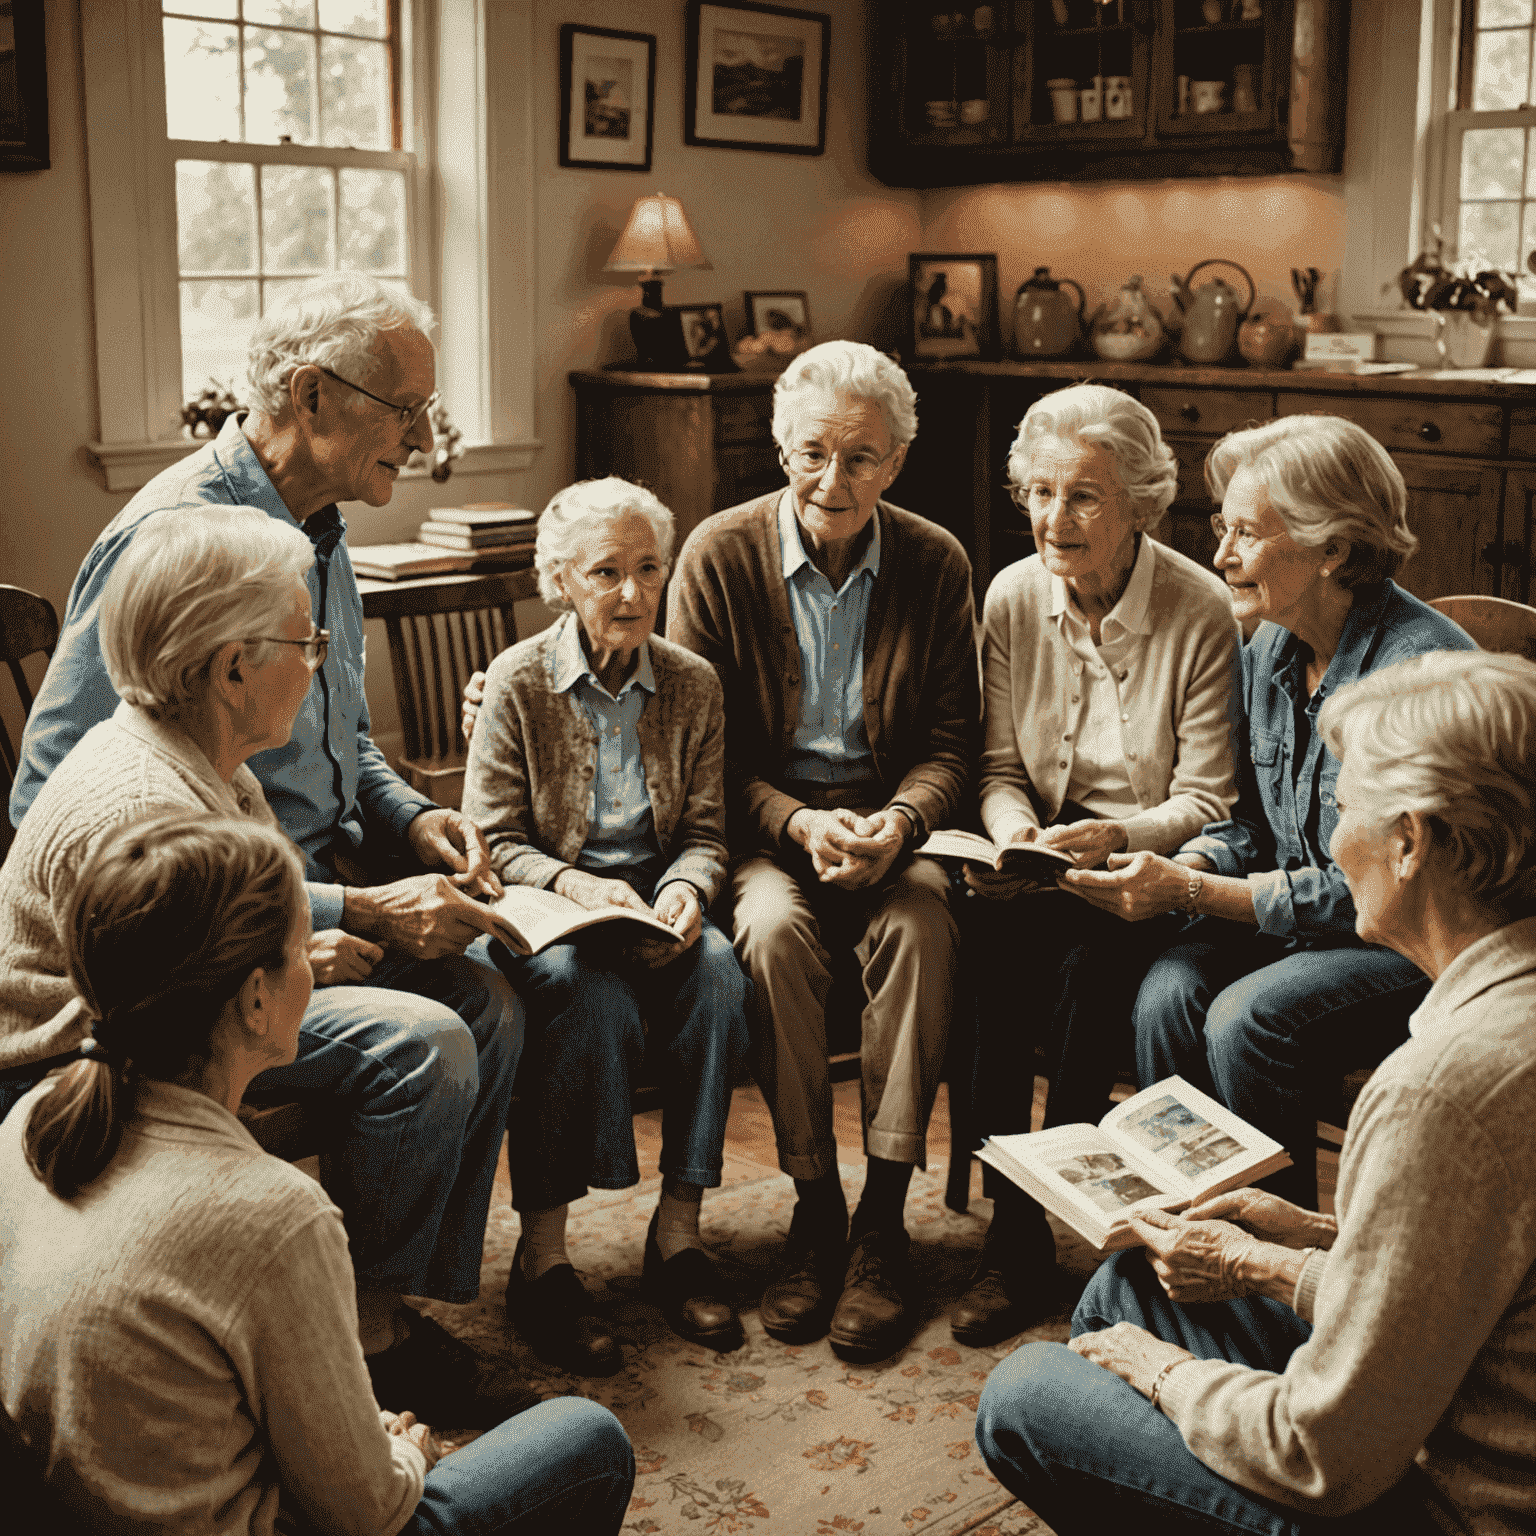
[447,883,682,958]
[918,827,1076,884]
[979,1076,1292,1253]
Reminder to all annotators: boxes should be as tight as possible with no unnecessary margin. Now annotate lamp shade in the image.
[602,193,712,275]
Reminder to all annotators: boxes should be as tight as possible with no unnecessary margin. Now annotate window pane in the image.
[1480,0,1533,26]
[1463,127,1526,199]
[177,160,257,273]
[163,19,241,141]
[1459,199,1522,271]
[245,1,316,23]
[1474,29,1532,110]
[319,0,389,38]
[261,164,335,270]
[162,1,239,18]
[246,28,318,144]
[320,36,391,148]
[180,280,258,403]
[339,168,405,271]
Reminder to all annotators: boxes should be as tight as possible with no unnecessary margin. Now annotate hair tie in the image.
[77,1036,128,1074]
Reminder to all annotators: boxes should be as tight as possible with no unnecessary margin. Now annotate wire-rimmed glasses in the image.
[319,367,440,434]
[780,444,898,483]
[571,563,668,596]
[1007,481,1115,523]
[252,628,330,671]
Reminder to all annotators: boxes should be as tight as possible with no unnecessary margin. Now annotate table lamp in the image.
[602,193,712,369]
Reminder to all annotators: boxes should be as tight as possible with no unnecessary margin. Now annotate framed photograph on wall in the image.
[559,24,656,172]
[685,2,830,156]
[908,253,1001,360]
[744,289,812,341]
[1,0,50,171]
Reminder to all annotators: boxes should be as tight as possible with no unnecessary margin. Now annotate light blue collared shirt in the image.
[553,613,662,878]
[778,491,879,784]
[9,413,438,928]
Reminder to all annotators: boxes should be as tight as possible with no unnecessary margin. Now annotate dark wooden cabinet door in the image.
[1391,454,1504,603]
[1499,470,1536,604]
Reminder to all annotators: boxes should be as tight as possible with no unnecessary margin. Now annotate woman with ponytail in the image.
[0,812,634,1536]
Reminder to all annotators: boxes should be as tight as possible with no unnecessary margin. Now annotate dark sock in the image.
[793,1171,848,1234]
[850,1156,915,1237]
[982,1177,1056,1265]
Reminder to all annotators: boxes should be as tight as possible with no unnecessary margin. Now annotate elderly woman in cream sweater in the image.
[955,384,1239,1347]
[462,476,750,1376]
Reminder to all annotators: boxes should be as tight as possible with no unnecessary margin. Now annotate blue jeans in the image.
[251,934,523,1302]
[495,914,749,1212]
[1132,919,1427,1208]
[975,1251,1438,1536]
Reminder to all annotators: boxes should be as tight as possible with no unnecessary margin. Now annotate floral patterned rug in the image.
[414,1164,1100,1535]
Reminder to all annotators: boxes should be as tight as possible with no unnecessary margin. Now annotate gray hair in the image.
[533,477,675,611]
[1318,649,1536,919]
[1205,415,1417,589]
[101,506,315,719]
[772,341,919,451]
[1007,384,1178,532]
[245,273,436,416]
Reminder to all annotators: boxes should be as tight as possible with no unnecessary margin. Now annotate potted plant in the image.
[1391,228,1519,368]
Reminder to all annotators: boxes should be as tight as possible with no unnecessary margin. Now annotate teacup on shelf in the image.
[1047,78,1078,123]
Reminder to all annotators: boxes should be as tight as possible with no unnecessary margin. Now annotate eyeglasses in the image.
[1008,481,1115,523]
[251,628,330,670]
[572,563,668,596]
[780,445,897,484]
[1209,514,1275,554]
[319,367,440,434]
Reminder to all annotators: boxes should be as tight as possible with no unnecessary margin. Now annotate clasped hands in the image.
[380,1408,441,1470]
[788,806,910,889]
[553,867,702,968]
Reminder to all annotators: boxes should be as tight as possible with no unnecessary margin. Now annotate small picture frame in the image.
[673,302,735,371]
[685,1,830,156]
[908,253,1001,360]
[744,289,813,342]
[559,24,656,173]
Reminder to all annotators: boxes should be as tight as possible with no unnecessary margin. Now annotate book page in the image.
[918,828,1004,865]
[444,884,680,957]
[984,1125,1186,1231]
[918,828,1074,880]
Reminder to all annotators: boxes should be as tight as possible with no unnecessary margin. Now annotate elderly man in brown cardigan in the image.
[667,340,979,1364]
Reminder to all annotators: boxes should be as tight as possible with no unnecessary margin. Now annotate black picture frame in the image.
[559,24,656,173]
[1,0,50,172]
[744,289,813,340]
[908,253,1001,361]
[685,1,830,156]
[672,302,737,372]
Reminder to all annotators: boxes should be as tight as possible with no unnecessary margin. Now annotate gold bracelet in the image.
[1149,1356,1188,1412]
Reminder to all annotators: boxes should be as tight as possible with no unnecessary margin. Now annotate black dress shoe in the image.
[642,1211,744,1350]
[829,1226,920,1365]
[761,1209,848,1345]
[505,1237,623,1376]
[367,1309,541,1427]
[951,1210,1057,1347]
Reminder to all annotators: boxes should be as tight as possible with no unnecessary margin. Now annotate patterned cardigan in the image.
[460,614,730,904]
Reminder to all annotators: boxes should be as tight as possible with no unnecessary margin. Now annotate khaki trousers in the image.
[730,848,958,1181]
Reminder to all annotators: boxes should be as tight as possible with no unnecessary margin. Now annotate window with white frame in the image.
[163,2,415,403]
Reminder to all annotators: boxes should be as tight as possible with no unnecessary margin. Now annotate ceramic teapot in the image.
[1170,259,1256,365]
[1237,301,1298,369]
[1013,267,1086,359]
[1087,273,1166,363]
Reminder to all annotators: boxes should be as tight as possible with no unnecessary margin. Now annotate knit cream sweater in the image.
[0,703,275,1073]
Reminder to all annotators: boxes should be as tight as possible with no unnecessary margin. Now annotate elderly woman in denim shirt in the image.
[1063,415,1476,1208]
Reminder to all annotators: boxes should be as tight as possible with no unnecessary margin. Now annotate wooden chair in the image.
[0,585,59,860]
[1429,594,1536,660]
[362,568,542,810]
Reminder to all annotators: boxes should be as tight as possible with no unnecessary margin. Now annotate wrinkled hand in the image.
[407,808,502,899]
[1069,1321,1194,1402]
[791,807,906,889]
[964,824,1052,900]
[1127,1208,1258,1305]
[1184,1187,1336,1250]
[307,929,384,986]
[553,867,655,917]
[380,1409,442,1471]
[1039,817,1129,870]
[1061,850,1189,922]
[461,670,487,745]
[651,881,703,953]
[346,873,489,959]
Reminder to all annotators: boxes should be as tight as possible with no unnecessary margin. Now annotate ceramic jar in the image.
[1238,306,1299,369]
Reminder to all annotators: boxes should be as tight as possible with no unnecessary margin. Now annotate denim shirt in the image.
[1180,581,1476,941]
[9,414,437,927]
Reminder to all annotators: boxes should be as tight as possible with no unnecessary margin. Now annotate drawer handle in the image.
[1481,540,1524,566]
[1179,403,1201,424]
[1418,421,1442,443]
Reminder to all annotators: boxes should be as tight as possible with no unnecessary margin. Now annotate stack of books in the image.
[350,504,538,582]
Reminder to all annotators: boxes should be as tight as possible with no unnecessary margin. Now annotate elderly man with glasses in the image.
[666,340,979,1365]
[10,273,530,1427]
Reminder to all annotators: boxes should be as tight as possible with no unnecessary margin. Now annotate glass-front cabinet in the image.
[871,0,1347,186]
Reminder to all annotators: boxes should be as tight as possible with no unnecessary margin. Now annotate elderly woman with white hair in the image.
[462,476,750,1376]
[977,648,1536,1536]
[0,506,525,1429]
[952,383,1240,1347]
[1065,413,1477,1215]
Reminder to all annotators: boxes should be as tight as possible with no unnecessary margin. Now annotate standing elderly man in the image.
[667,340,979,1364]
[11,273,526,1423]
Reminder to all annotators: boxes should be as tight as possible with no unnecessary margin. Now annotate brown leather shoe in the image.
[642,1211,743,1350]
[367,1310,540,1427]
[828,1226,919,1365]
[761,1209,848,1344]
[505,1238,623,1376]
[951,1208,1057,1347]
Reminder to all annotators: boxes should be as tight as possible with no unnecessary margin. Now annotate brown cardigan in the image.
[666,492,979,856]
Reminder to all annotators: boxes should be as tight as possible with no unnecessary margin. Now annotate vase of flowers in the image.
[1391,229,1518,369]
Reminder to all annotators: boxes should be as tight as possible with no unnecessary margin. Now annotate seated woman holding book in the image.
[954,384,1240,1346]
[0,811,635,1536]
[461,476,750,1374]
[977,648,1536,1536]
[1064,415,1476,1211]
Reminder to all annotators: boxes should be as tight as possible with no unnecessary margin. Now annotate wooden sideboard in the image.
[892,360,1536,608]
